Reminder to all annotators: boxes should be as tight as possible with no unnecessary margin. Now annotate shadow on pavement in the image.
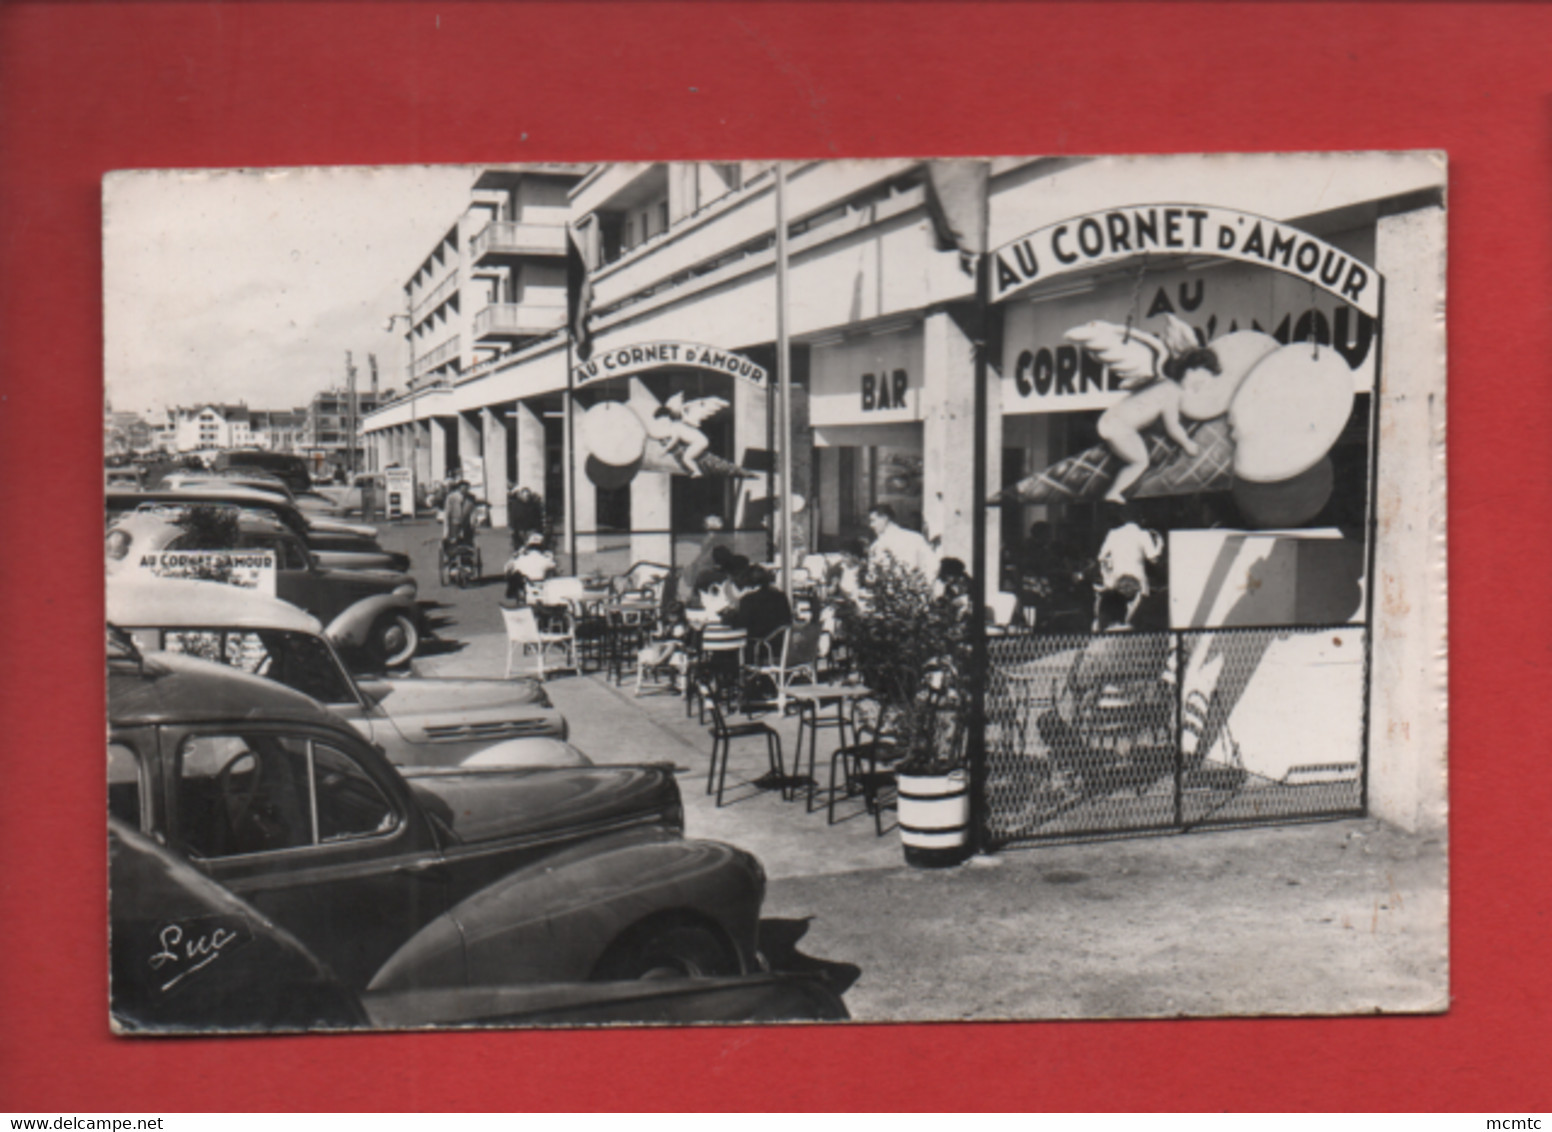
[759,916,861,996]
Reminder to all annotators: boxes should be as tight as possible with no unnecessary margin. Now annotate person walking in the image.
[507,486,545,554]
[443,480,478,549]
[866,503,938,583]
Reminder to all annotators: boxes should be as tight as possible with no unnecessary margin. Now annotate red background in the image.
[1,1,1546,1112]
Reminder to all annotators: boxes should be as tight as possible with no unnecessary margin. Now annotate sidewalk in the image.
[390,521,1448,1022]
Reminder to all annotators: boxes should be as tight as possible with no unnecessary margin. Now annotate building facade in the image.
[363,157,1445,837]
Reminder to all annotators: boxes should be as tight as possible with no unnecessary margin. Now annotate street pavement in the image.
[377,518,1448,1022]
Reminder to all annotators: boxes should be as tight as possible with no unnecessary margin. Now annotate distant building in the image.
[172,404,253,453]
[104,408,155,455]
[249,408,309,453]
[303,387,395,471]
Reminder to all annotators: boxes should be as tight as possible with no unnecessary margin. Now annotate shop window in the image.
[595,480,632,532]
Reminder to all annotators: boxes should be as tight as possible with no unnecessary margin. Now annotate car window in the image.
[108,742,145,828]
[159,629,354,704]
[253,536,309,571]
[176,731,396,859]
[312,743,396,842]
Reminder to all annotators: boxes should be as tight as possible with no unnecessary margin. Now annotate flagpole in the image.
[564,330,577,574]
[775,162,794,603]
[968,245,991,857]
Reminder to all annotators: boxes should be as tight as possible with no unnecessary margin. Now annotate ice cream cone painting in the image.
[997,313,1353,525]
[579,394,750,488]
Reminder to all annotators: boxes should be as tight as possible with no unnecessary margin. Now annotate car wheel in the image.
[372,611,420,669]
[592,921,739,981]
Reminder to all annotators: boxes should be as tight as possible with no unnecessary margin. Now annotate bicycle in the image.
[438,537,482,589]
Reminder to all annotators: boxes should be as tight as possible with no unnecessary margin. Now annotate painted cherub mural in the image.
[996,310,1359,528]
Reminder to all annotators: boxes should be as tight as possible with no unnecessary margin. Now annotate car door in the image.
[164,721,448,990]
[242,531,331,619]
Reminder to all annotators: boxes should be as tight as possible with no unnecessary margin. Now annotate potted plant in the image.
[834,557,975,867]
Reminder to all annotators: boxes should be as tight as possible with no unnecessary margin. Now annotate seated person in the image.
[503,532,557,604]
[933,557,974,622]
[723,564,792,646]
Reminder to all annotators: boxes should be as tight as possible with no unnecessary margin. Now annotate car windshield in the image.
[159,628,357,705]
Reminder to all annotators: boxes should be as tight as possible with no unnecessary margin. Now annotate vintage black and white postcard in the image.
[103,153,1447,1032]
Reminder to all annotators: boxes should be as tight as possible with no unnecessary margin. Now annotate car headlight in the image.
[105,530,131,560]
[393,580,417,598]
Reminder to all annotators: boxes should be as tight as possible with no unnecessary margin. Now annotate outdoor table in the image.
[605,599,659,683]
[785,683,874,812]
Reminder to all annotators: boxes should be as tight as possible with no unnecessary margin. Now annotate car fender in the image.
[366,830,764,993]
[326,593,421,650]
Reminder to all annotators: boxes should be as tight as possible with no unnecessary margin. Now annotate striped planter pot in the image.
[897,769,972,868]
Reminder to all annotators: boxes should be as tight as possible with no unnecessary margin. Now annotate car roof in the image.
[108,487,303,519]
[109,648,347,731]
[108,507,293,542]
[108,577,324,634]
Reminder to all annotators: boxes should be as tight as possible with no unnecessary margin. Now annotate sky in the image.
[103,164,480,417]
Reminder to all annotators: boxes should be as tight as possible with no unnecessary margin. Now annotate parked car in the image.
[108,642,773,1001]
[107,487,381,554]
[161,469,346,518]
[212,448,313,493]
[109,816,846,1032]
[109,577,573,766]
[106,510,422,667]
[106,501,411,575]
[106,466,145,490]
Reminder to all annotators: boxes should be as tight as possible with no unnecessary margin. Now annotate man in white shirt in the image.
[1094,520,1165,628]
[866,504,938,583]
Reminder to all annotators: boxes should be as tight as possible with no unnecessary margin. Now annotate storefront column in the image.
[629,377,673,564]
[922,308,977,562]
[923,306,1003,600]
[569,415,598,570]
[456,411,481,484]
[481,408,510,528]
[732,373,769,539]
[513,400,546,503]
[1367,202,1447,836]
[417,418,438,486]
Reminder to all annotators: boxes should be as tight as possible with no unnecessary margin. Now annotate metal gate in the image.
[980,624,1367,848]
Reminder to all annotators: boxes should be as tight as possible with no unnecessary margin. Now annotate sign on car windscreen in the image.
[136,550,277,596]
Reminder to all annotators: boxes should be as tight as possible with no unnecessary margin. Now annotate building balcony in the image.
[413,334,461,378]
[473,301,567,342]
[470,221,566,264]
[412,269,459,322]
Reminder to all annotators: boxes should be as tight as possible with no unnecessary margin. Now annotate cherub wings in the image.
[1064,313,1199,390]
[662,391,730,427]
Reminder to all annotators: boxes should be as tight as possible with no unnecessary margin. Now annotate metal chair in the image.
[827,699,903,833]
[698,675,788,806]
[751,621,824,715]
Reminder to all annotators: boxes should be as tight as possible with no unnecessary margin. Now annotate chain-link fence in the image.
[981,625,1366,848]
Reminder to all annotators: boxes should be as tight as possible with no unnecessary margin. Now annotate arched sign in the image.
[990,204,1382,318]
[571,340,768,388]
